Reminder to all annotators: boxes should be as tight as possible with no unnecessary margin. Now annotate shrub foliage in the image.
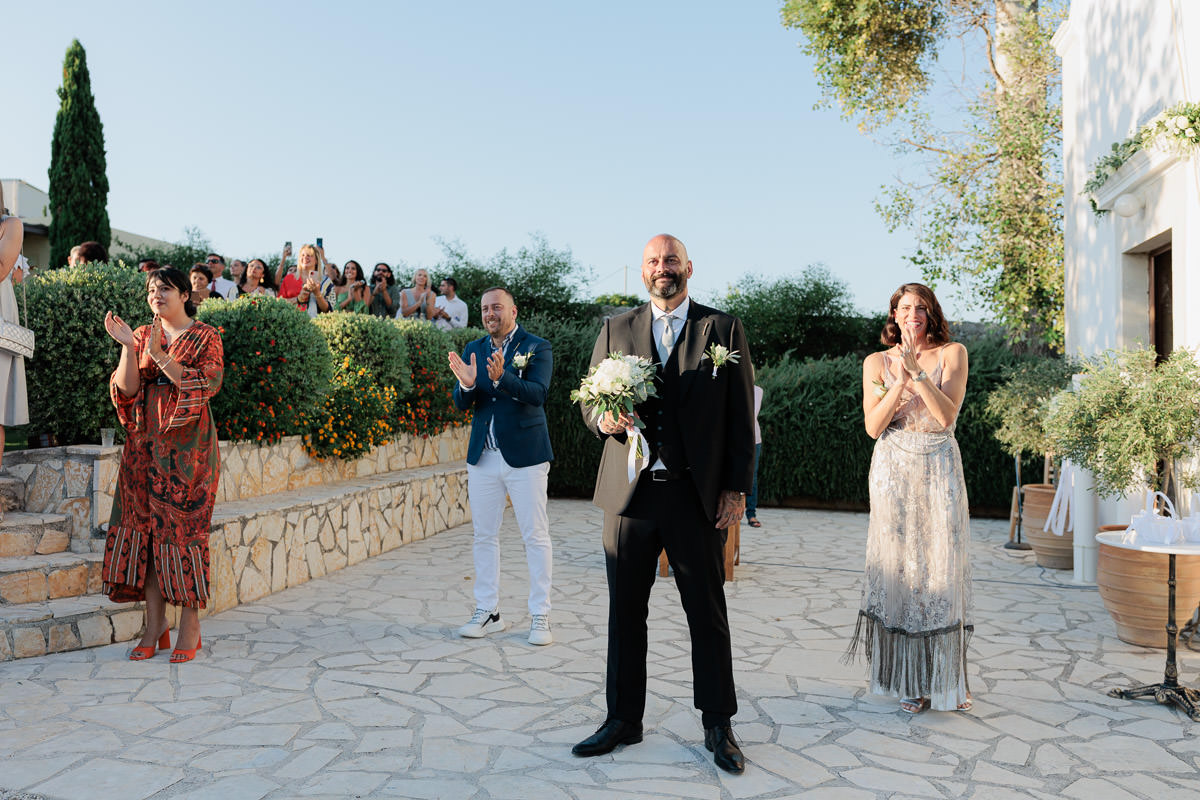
[430,235,600,326]
[25,262,149,444]
[313,312,411,395]
[726,335,1044,513]
[304,361,397,460]
[712,267,886,366]
[197,296,333,444]
[519,312,605,497]
[393,319,470,437]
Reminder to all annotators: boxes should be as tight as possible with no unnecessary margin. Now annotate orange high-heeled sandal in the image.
[170,635,202,664]
[129,629,171,661]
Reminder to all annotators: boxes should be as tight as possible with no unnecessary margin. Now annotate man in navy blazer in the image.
[448,287,555,645]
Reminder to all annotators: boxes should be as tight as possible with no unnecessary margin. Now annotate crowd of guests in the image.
[134,245,469,329]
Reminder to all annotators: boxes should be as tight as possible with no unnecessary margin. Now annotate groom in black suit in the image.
[572,234,755,774]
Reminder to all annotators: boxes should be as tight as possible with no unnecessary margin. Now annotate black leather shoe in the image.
[572,719,643,756]
[704,724,745,774]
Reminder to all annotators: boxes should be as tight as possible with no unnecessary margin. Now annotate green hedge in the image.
[313,312,412,395]
[447,325,485,355]
[25,262,150,444]
[519,312,604,497]
[753,336,1043,513]
[527,317,1044,511]
[756,355,875,506]
[714,269,888,366]
[197,296,333,443]
[393,319,471,437]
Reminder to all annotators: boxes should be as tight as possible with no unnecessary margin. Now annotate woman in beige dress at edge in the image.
[0,185,31,478]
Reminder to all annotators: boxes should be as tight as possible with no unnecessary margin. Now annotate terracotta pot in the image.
[1022,483,1072,570]
[1097,524,1200,648]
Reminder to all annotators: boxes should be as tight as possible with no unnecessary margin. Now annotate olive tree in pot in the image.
[987,358,1077,568]
[1044,347,1200,647]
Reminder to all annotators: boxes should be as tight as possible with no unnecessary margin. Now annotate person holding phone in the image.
[276,242,301,299]
[293,244,335,318]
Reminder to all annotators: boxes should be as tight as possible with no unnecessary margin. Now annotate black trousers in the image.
[602,474,737,726]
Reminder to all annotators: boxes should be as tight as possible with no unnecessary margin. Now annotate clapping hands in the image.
[448,351,478,389]
[899,326,922,383]
[103,311,134,347]
[447,349,509,390]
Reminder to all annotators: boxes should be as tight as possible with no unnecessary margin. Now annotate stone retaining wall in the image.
[215,427,468,502]
[204,463,469,615]
[2,427,469,552]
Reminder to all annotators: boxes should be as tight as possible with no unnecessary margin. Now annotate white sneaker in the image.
[458,608,505,638]
[528,614,553,646]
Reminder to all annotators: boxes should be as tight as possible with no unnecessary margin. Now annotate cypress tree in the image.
[48,39,110,269]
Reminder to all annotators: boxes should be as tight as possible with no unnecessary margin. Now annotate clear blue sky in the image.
[9,1,980,320]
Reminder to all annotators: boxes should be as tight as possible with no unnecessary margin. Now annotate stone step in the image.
[0,551,104,604]
[0,459,469,660]
[0,512,72,557]
[0,473,25,512]
[0,593,143,660]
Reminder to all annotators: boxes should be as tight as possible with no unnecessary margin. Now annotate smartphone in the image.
[316,237,323,250]
[285,240,292,250]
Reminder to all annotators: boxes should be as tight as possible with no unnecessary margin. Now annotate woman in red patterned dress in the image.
[102,267,224,663]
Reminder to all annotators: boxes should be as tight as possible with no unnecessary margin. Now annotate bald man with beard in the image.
[573,234,755,774]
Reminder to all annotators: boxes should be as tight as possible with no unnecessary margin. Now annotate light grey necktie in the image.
[659,314,676,363]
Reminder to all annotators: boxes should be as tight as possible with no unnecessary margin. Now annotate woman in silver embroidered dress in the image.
[849,283,972,714]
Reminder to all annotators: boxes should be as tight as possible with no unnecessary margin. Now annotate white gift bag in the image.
[1124,490,1183,546]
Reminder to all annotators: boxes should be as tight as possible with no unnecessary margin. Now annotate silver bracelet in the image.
[912,370,928,383]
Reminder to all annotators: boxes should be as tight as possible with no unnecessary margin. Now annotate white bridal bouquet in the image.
[572,352,659,480]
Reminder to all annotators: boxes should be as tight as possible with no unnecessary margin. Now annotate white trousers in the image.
[466,449,552,615]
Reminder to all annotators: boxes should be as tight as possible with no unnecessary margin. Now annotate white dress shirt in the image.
[433,294,469,330]
[650,296,689,366]
[648,296,689,470]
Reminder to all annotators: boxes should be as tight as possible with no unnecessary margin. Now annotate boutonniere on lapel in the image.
[703,344,740,378]
[511,350,535,378]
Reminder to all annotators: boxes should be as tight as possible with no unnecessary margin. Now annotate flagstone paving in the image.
[2,500,1198,799]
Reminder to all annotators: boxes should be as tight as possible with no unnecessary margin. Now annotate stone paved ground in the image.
[2,500,1199,799]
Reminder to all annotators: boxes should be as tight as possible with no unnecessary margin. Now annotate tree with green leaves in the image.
[713,266,880,366]
[48,39,111,269]
[782,1,1064,351]
[430,234,598,326]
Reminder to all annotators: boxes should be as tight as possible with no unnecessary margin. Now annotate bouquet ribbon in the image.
[626,426,650,482]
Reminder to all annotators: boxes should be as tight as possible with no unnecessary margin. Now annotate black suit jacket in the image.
[584,300,755,522]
